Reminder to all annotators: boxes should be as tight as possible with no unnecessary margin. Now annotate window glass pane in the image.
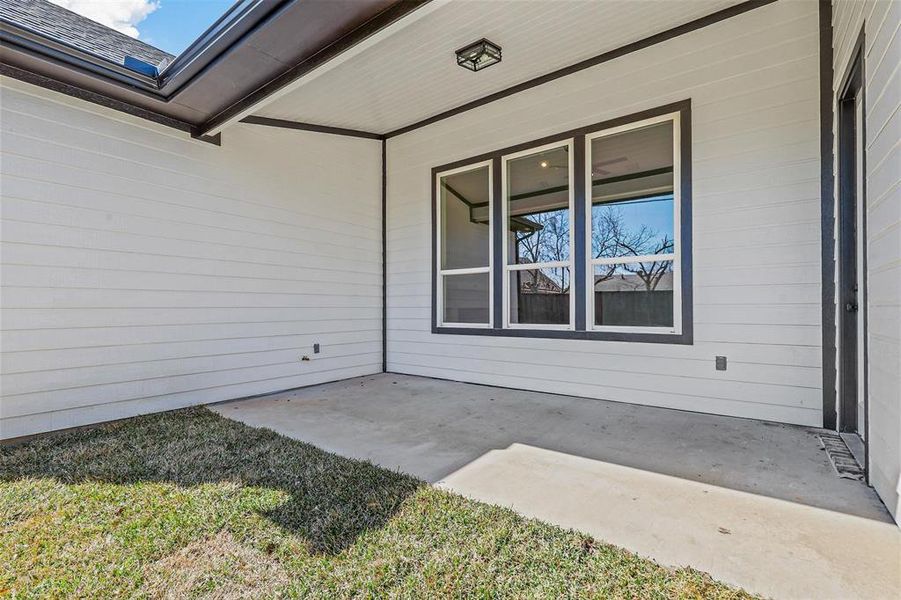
[590,121,674,259]
[507,146,570,264]
[509,267,570,325]
[594,261,674,327]
[440,166,490,270]
[443,273,490,324]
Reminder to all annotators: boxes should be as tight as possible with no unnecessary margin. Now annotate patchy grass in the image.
[1,408,755,599]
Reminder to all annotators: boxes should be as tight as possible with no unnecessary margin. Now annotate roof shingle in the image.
[0,0,174,68]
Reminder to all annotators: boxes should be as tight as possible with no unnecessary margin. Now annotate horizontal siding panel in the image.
[0,181,377,249]
[0,264,380,293]
[1,331,377,374]
[1,319,380,352]
[1,112,380,225]
[0,227,378,273]
[2,343,381,396]
[0,363,381,440]
[387,330,822,369]
[3,350,381,419]
[388,351,819,407]
[0,241,375,279]
[0,287,379,310]
[387,363,820,427]
[387,341,819,388]
[1,306,380,330]
[0,79,383,438]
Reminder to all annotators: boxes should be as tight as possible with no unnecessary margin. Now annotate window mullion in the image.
[573,133,587,331]
[491,155,503,329]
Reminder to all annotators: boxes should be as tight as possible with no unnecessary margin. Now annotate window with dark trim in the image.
[431,100,693,344]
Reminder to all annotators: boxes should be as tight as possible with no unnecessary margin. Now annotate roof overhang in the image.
[0,0,430,138]
[1,0,780,143]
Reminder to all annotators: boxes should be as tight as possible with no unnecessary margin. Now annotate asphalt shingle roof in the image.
[1,0,174,68]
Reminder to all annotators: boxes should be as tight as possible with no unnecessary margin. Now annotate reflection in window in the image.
[594,262,674,327]
[507,146,570,265]
[592,195,674,259]
[510,268,570,325]
[589,118,678,330]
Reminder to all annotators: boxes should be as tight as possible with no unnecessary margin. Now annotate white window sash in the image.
[435,160,493,328]
[440,266,490,276]
[502,139,576,330]
[585,113,682,335]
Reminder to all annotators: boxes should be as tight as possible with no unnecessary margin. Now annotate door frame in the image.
[835,27,868,478]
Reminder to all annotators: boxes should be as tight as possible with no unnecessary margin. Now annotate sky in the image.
[49,0,234,57]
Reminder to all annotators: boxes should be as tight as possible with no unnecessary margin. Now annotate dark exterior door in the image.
[837,45,866,446]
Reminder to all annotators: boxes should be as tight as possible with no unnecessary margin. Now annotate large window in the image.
[432,101,691,343]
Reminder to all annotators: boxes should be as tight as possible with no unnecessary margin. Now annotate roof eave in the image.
[0,0,431,138]
[1,19,161,92]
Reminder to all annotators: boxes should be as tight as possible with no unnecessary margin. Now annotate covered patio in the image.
[215,373,899,599]
[2,0,899,596]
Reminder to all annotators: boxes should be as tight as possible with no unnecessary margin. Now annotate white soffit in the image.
[254,0,743,134]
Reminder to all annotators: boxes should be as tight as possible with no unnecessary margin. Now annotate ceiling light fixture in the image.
[455,38,502,72]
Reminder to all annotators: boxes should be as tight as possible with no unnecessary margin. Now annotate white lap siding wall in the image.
[832,0,900,520]
[0,78,382,439]
[386,0,824,426]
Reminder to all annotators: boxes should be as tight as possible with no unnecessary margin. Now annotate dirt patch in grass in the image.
[0,408,756,599]
[144,530,288,599]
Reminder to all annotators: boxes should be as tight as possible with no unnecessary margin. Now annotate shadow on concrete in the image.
[214,373,892,523]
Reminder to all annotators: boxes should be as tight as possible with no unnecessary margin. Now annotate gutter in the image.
[0,0,287,101]
[155,0,286,97]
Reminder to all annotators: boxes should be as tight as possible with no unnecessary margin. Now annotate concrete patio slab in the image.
[213,373,900,599]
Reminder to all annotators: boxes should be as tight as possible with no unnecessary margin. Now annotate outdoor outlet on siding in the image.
[313,343,320,354]
[715,356,727,371]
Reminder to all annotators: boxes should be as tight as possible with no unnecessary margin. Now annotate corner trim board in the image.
[382,138,388,372]
[819,0,837,430]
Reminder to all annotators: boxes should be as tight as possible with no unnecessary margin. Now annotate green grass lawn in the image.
[1,407,755,599]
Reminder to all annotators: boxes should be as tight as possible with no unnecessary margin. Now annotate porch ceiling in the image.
[252,0,744,134]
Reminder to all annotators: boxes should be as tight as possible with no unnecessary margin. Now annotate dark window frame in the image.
[431,100,693,344]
